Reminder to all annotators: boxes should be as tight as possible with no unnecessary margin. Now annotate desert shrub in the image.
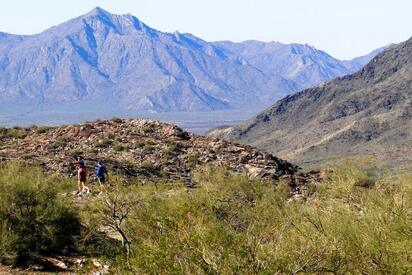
[0,159,410,274]
[5,129,27,139]
[160,147,175,157]
[0,219,16,264]
[102,167,289,273]
[142,144,155,153]
[96,138,113,148]
[112,117,123,124]
[48,137,69,149]
[97,162,412,274]
[133,140,146,149]
[187,153,200,168]
[75,207,123,260]
[87,148,99,155]
[162,140,183,156]
[85,179,140,267]
[20,153,36,160]
[137,161,160,176]
[113,144,126,152]
[141,126,153,134]
[35,126,52,134]
[69,150,84,158]
[0,162,82,265]
[0,127,8,135]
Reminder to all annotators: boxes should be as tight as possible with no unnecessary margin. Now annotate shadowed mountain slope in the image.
[208,38,412,168]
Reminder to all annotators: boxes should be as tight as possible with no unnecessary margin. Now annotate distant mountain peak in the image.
[66,7,154,35]
[85,6,113,17]
[0,8,392,115]
[82,6,128,25]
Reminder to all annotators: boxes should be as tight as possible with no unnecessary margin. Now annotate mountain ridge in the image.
[211,40,389,93]
[0,7,387,114]
[208,37,412,168]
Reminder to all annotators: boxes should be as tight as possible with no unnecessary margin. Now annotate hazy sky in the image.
[0,0,411,59]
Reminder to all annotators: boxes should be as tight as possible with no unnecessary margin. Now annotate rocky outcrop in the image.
[0,119,300,186]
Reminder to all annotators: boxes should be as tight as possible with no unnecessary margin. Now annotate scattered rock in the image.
[92,259,102,268]
[43,257,68,270]
[0,118,312,193]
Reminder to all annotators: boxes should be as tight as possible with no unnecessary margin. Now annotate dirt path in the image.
[285,121,356,158]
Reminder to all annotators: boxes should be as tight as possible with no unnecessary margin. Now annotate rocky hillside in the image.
[209,38,412,168]
[0,7,383,114]
[0,119,303,186]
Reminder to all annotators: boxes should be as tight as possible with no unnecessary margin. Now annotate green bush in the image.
[87,148,99,155]
[96,138,113,148]
[138,161,160,176]
[20,153,36,160]
[48,137,69,149]
[69,150,84,158]
[133,140,146,149]
[112,117,123,124]
[0,127,8,135]
[0,162,82,264]
[142,144,155,153]
[141,126,153,134]
[187,153,200,168]
[161,140,184,157]
[0,159,411,274]
[0,219,16,264]
[4,129,27,139]
[36,126,52,134]
[113,144,126,152]
[105,162,412,274]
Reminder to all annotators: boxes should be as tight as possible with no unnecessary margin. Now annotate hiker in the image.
[95,161,108,192]
[77,156,85,168]
[77,161,89,195]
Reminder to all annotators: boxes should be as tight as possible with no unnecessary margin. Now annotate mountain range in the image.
[208,37,412,168]
[212,41,391,96]
[0,7,387,113]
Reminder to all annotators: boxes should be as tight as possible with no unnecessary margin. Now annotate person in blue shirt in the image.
[77,156,85,168]
[95,161,108,192]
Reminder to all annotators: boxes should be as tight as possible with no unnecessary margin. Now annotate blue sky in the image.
[0,0,411,59]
